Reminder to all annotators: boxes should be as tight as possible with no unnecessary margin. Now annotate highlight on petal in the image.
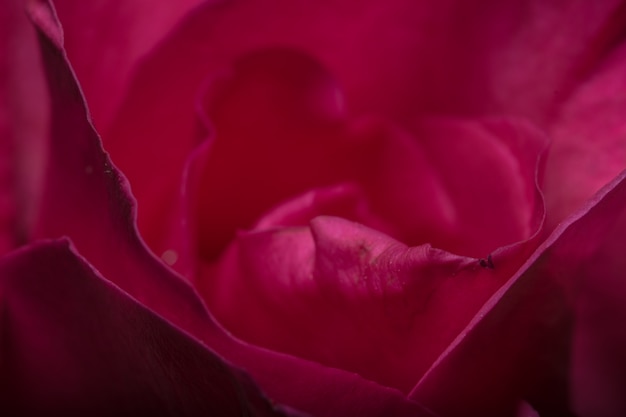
[0,239,301,417]
[200,214,531,393]
[410,172,626,417]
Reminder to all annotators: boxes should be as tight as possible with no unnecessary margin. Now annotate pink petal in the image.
[23,3,439,415]
[410,172,626,416]
[51,0,203,130]
[0,239,302,416]
[545,40,626,228]
[202,214,538,393]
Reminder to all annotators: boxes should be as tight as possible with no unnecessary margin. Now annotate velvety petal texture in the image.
[202,215,537,393]
[193,48,547,260]
[101,0,625,260]
[0,240,301,417]
[18,0,626,416]
[21,2,439,416]
[0,0,49,254]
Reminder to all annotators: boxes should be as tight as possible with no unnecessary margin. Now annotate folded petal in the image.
[23,3,439,415]
[202,214,538,393]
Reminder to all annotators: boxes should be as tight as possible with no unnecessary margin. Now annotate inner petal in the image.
[195,48,363,259]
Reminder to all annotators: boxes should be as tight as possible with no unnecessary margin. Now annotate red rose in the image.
[3,0,626,416]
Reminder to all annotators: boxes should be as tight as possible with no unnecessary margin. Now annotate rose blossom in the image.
[3,0,626,416]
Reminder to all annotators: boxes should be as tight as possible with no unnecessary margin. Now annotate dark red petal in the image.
[23,3,438,415]
[410,172,626,417]
[51,0,203,130]
[0,240,303,417]
[545,40,626,228]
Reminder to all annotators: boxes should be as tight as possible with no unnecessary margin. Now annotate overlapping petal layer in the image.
[20,2,439,416]
[102,0,626,253]
[0,240,302,417]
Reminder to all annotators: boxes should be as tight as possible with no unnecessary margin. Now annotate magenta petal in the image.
[28,0,213,337]
[0,239,302,416]
[23,4,438,415]
[203,214,532,392]
[0,0,49,253]
[410,172,626,417]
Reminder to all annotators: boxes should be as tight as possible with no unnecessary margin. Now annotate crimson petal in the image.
[411,172,626,416]
[0,239,303,417]
[24,2,439,415]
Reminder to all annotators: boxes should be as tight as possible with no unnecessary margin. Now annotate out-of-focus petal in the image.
[103,0,626,240]
[0,239,305,417]
[191,48,546,260]
[22,3,441,415]
[410,172,626,417]
[400,117,548,257]
[0,0,49,253]
[545,41,626,228]
[51,0,203,130]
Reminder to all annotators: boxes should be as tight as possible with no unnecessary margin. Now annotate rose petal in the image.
[24,3,439,415]
[192,47,546,259]
[410,172,626,416]
[545,41,626,228]
[102,0,626,235]
[548,170,626,417]
[0,0,49,253]
[202,214,536,392]
[378,117,548,257]
[51,0,203,130]
[110,0,626,136]
[0,239,304,416]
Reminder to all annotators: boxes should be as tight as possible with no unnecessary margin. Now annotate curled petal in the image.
[202,215,530,392]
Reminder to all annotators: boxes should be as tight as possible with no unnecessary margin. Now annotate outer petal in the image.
[410,172,626,417]
[545,41,626,228]
[24,2,437,415]
[0,240,304,416]
[51,0,203,130]
[0,0,49,253]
